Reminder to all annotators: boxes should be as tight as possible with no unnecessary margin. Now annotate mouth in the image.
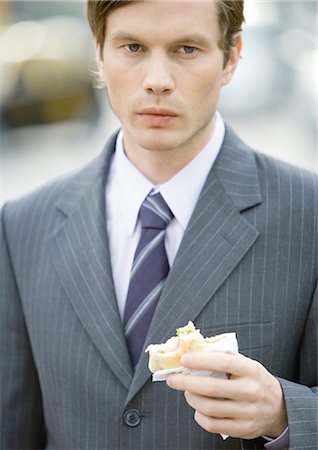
[137,108,179,126]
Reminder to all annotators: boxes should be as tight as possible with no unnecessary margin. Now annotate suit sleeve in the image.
[278,282,318,450]
[0,204,46,449]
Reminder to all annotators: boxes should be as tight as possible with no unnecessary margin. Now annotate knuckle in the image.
[221,359,232,374]
[177,376,187,390]
[252,359,264,377]
[245,404,258,420]
[203,403,216,417]
[205,382,217,398]
[243,383,260,402]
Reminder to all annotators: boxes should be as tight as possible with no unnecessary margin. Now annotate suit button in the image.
[123,409,141,427]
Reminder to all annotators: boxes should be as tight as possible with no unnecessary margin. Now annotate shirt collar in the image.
[113,112,225,235]
[114,132,153,236]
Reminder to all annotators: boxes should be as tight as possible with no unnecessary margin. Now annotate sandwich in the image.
[146,322,238,441]
[145,321,238,373]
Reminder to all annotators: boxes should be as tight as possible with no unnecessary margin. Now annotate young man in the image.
[1,1,317,449]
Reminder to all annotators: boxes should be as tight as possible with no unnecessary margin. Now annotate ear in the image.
[94,40,106,84]
[221,33,242,86]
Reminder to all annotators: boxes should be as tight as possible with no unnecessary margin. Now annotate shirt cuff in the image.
[263,427,289,449]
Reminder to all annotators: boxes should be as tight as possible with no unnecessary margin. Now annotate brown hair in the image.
[87,0,244,65]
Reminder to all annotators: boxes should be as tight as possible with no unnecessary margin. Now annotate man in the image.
[1,0,317,449]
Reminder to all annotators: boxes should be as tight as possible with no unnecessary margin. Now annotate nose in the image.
[143,54,175,95]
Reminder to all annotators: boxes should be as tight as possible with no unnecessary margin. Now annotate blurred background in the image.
[1,1,317,205]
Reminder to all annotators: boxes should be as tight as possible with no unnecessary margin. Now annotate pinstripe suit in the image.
[1,126,317,450]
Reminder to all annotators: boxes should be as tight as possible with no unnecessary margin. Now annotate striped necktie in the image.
[123,192,173,367]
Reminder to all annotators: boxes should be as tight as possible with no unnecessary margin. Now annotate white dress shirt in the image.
[106,112,225,320]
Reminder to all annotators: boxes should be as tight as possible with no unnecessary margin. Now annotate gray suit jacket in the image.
[1,126,317,450]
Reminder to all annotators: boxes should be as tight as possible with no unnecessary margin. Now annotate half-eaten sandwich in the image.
[145,321,238,373]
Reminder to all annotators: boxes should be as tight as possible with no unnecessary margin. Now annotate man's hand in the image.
[166,352,288,440]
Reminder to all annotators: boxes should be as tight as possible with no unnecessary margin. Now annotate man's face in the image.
[97,0,241,158]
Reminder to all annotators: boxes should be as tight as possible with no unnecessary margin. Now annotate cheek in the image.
[187,61,223,96]
[192,72,222,108]
[105,66,138,103]
[103,67,127,104]
[103,63,120,89]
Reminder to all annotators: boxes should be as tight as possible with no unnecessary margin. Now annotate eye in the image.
[179,46,198,55]
[124,43,142,53]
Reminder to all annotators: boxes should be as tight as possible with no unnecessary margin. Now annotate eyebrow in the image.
[110,31,210,47]
[170,34,210,46]
[111,32,142,43]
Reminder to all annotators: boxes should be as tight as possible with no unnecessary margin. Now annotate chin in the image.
[134,129,186,153]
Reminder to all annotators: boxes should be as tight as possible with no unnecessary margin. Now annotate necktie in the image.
[123,192,173,367]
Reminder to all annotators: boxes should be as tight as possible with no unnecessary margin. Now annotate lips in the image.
[138,107,178,116]
[137,108,179,126]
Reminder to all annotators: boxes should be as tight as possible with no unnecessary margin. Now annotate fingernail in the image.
[181,354,191,365]
[166,375,175,387]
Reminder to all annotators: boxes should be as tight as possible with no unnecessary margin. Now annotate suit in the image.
[1,125,317,449]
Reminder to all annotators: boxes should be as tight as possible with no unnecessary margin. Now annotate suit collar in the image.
[55,132,118,218]
[213,124,262,211]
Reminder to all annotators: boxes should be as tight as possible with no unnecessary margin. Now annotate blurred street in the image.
[1,1,317,205]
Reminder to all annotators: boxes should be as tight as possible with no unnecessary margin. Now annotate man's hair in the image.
[87,0,244,66]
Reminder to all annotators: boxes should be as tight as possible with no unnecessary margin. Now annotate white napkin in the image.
[151,332,239,440]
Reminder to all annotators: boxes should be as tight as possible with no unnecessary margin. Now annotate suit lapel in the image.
[49,132,133,390]
[126,125,263,404]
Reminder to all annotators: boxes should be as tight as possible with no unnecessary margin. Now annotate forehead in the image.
[105,1,220,40]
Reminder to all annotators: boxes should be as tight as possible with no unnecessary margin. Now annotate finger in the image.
[184,391,251,420]
[180,352,259,377]
[166,373,242,400]
[194,411,259,440]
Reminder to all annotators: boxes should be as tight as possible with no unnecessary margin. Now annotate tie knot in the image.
[139,193,173,230]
